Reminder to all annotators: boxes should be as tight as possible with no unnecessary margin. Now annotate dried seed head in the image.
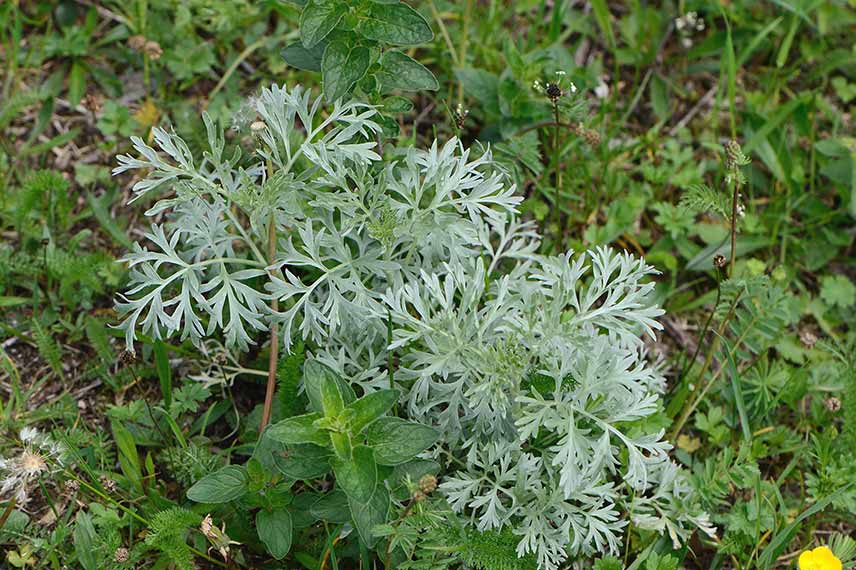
[713,254,727,269]
[127,35,146,51]
[412,490,426,502]
[99,474,118,494]
[143,40,163,60]
[114,547,130,563]
[82,92,104,114]
[575,123,601,147]
[200,514,240,561]
[824,397,842,412]
[799,328,818,349]
[418,474,437,494]
[250,120,266,133]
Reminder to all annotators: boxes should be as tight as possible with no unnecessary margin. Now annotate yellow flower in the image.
[798,546,842,570]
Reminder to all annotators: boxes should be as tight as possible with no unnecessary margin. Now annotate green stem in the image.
[670,290,742,440]
[0,497,16,533]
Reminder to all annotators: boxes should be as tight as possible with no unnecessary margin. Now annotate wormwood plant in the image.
[114,84,714,568]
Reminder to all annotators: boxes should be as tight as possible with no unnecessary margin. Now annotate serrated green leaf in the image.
[358,3,433,45]
[332,445,377,502]
[300,1,346,48]
[365,417,438,465]
[268,412,329,446]
[321,39,371,101]
[257,509,293,559]
[377,50,438,92]
[186,465,248,503]
[820,274,856,308]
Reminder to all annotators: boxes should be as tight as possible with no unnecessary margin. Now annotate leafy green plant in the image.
[113,83,713,569]
[282,0,437,103]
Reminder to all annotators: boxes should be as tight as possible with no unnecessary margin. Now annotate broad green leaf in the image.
[349,485,389,547]
[320,374,346,418]
[153,340,172,409]
[273,443,333,480]
[68,61,87,107]
[187,465,248,503]
[332,445,377,502]
[346,389,399,433]
[377,51,438,92]
[290,493,319,528]
[311,489,352,523]
[268,413,329,446]
[253,428,289,473]
[358,3,433,45]
[366,417,439,465]
[300,1,346,48]
[257,509,293,560]
[303,360,355,412]
[282,42,326,72]
[73,512,97,570]
[382,95,413,113]
[321,39,371,102]
[111,421,142,494]
[454,67,500,115]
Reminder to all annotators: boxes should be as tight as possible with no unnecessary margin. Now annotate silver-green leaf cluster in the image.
[115,84,713,569]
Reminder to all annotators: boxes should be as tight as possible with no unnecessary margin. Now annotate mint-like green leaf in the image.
[273,443,333,480]
[349,484,389,547]
[378,51,438,92]
[303,360,355,413]
[347,388,399,433]
[332,445,377,502]
[311,489,352,523]
[321,39,371,102]
[300,1,346,48]
[366,417,439,465]
[257,509,293,560]
[320,373,346,417]
[186,465,248,503]
[282,41,326,72]
[358,3,433,45]
[268,412,329,446]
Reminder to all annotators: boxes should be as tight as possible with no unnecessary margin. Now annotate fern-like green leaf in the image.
[277,339,306,419]
[679,184,730,219]
[143,507,201,570]
[31,319,65,380]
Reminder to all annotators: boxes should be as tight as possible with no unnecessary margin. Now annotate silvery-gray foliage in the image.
[114,84,714,569]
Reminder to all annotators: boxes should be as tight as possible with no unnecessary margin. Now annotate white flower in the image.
[20,427,39,443]
[0,428,67,504]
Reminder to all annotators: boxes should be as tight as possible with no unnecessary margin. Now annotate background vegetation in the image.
[0,0,854,568]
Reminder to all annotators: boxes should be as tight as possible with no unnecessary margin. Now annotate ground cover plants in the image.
[1,1,854,569]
